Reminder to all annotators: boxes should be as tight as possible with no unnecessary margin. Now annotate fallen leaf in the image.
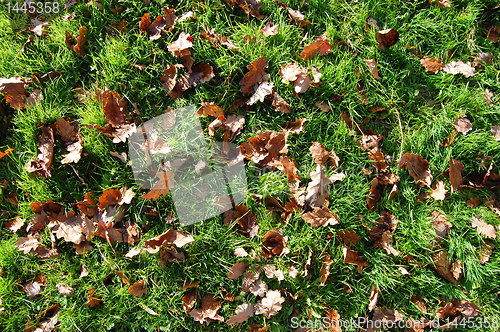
[287,7,310,27]
[302,206,340,227]
[65,26,87,57]
[429,0,451,7]
[432,250,461,284]
[370,211,399,256]
[167,32,193,57]
[485,25,500,43]
[262,264,284,281]
[247,81,274,105]
[227,303,255,325]
[430,180,447,201]
[305,165,341,208]
[240,57,268,95]
[201,26,238,50]
[420,57,443,73]
[320,254,333,283]
[448,159,464,192]
[254,290,285,318]
[261,229,289,258]
[228,262,248,279]
[436,299,479,319]
[23,281,42,299]
[453,117,473,135]
[472,215,496,239]
[128,280,147,297]
[197,102,224,118]
[271,91,291,113]
[261,22,278,36]
[337,230,361,246]
[234,247,249,257]
[442,61,475,78]
[431,211,452,240]
[227,0,264,19]
[190,294,224,324]
[283,118,306,134]
[343,247,368,273]
[478,241,494,264]
[56,283,74,296]
[25,125,54,178]
[4,217,24,233]
[242,270,268,297]
[182,289,197,313]
[398,152,433,187]
[86,289,103,308]
[240,131,288,167]
[142,229,194,253]
[368,285,379,311]
[484,89,494,107]
[376,29,399,50]
[224,205,259,237]
[309,142,330,165]
[365,59,381,79]
[300,34,333,60]
[0,77,29,109]
[491,126,500,141]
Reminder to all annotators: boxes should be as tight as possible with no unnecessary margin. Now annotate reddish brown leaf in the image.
[261,229,289,258]
[365,59,381,79]
[189,294,224,324]
[432,250,461,284]
[228,262,248,279]
[240,131,288,167]
[343,247,368,273]
[367,178,381,211]
[484,25,500,43]
[182,289,197,313]
[197,102,224,118]
[65,26,87,57]
[302,206,340,227]
[128,280,147,297]
[398,152,433,187]
[96,90,130,127]
[320,253,333,283]
[376,28,399,50]
[420,57,443,73]
[436,299,480,319]
[201,26,238,50]
[142,228,194,253]
[86,289,103,308]
[448,159,464,192]
[227,0,264,19]
[300,34,333,60]
[453,117,473,135]
[431,211,452,240]
[240,57,268,95]
[0,77,29,109]
[25,125,54,178]
[224,205,259,237]
[429,0,451,8]
[337,230,361,246]
[370,211,399,256]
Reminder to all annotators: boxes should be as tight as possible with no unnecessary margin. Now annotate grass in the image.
[0,0,499,330]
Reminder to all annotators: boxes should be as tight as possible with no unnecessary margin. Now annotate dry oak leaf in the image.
[370,211,399,256]
[242,270,268,297]
[223,205,259,237]
[201,26,239,50]
[261,22,278,36]
[197,102,224,118]
[208,114,245,141]
[261,229,289,258]
[226,303,255,325]
[337,230,361,246]
[262,264,284,280]
[228,262,249,279]
[0,77,29,109]
[432,250,461,284]
[65,26,87,57]
[420,57,443,73]
[160,64,178,95]
[0,148,13,160]
[142,228,195,253]
[128,280,147,297]
[254,290,285,318]
[86,289,103,308]
[167,32,193,57]
[320,253,334,283]
[472,215,496,239]
[343,247,368,273]
[484,25,500,43]
[436,299,480,319]
[25,125,54,178]
[376,29,399,50]
[271,91,291,113]
[431,211,453,240]
[305,165,344,208]
[23,281,43,299]
[309,142,338,166]
[453,117,473,135]
[283,118,306,134]
[365,59,381,79]
[302,206,341,227]
[398,152,433,187]
[139,8,177,40]
[429,0,451,7]
[240,131,288,167]
[448,159,464,192]
[287,7,310,27]
[227,0,264,19]
[240,57,268,95]
[247,81,274,105]
[300,34,333,60]
[442,61,475,78]
[96,90,130,128]
[189,294,224,325]
[430,180,448,201]
[182,289,197,313]
[478,241,494,264]
[269,155,301,182]
[56,283,74,296]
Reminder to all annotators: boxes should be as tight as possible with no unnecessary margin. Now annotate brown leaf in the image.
[484,89,494,107]
[442,61,475,78]
[287,7,310,27]
[283,118,306,134]
[240,131,288,167]
[160,65,177,95]
[436,299,480,319]
[240,57,268,95]
[0,148,13,160]
[448,159,464,192]
[365,59,381,79]
[148,8,177,40]
[370,211,399,256]
[167,32,193,57]
[228,262,249,279]
[432,250,461,284]
[368,285,379,311]
[96,90,130,128]
[367,178,381,211]
[182,289,197,313]
[227,0,264,19]
[190,294,224,324]
[485,25,500,43]
[261,22,278,36]
[472,215,496,239]
[201,26,239,50]
[337,230,361,246]
[25,125,54,178]
[431,211,453,240]
[4,217,24,233]
[86,289,103,308]
[478,241,494,264]
[142,228,195,253]
[254,290,285,318]
[65,26,87,57]
[247,81,274,104]
[23,281,43,299]
[261,229,289,258]
[430,180,447,201]
[56,283,74,296]
[305,165,342,208]
[420,56,443,73]
[320,253,334,283]
[197,102,224,118]
[226,303,255,325]
[398,152,433,187]
[302,206,340,227]
[453,117,473,135]
[429,0,451,8]
[271,91,291,113]
[270,155,301,182]
[128,280,147,297]
[411,295,427,314]
[0,77,29,109]
[300,34,333,60]
[343,247,368,273]
[242,270,268,297]
[309,142,330,165]
[224,205,259,237]
[376,29,399,49]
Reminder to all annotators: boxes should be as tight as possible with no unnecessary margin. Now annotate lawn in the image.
[0,0,499,331]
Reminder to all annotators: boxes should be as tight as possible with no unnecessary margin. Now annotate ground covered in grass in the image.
[0,0,499,331]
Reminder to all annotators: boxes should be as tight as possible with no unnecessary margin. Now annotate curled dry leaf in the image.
[226,303,255,325]
[491,126,500,141]
[429,0,451,8]
[442,61,475,78]
[337,230,361,246]
[228,262,249,279]
[304,164,344,208]
[242,270,268,297]
[368,285,379,311]
[182,289,197,313]
[139,8,177,40]
[376,29,399,50]
[65,26,87,57]
[432,250,461,284]
[86,289,103,308]
[247,81,274,105]
[167,32,193,57]
[25,125,54,178]
[0,77,29,109]
[189,294,224,325]
[453,117,472,135]
[234,247,249,257]
[431,211,452,240]
[448,159,464,192]
[436,299,480,320]
[343,247,368,273]
[300,34,333,60]
[320,253,333,283]
[283,118,306,134]
[472,215,496,239]
[261,229,289,258]
[128,280,147,297]
[227,0,264,19]
[370,211,399,256]
[201,26,238,50]
[240,131,288,167]
[23,281,42,299]
[254,290,285,318]
[271,91,291,113]
[240,57,268,96]
[302,206,340,227]
[484,25,500,43]
[287,7,310,27]
[261,22,278,36]
[197,102,224,118]
[420,57,443,73]
[430,180,448,201]
[398,152,433,187]
[478,241,494,264]
[365,59,381,79]
[224,205,259,237]
[142,228,195,253]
